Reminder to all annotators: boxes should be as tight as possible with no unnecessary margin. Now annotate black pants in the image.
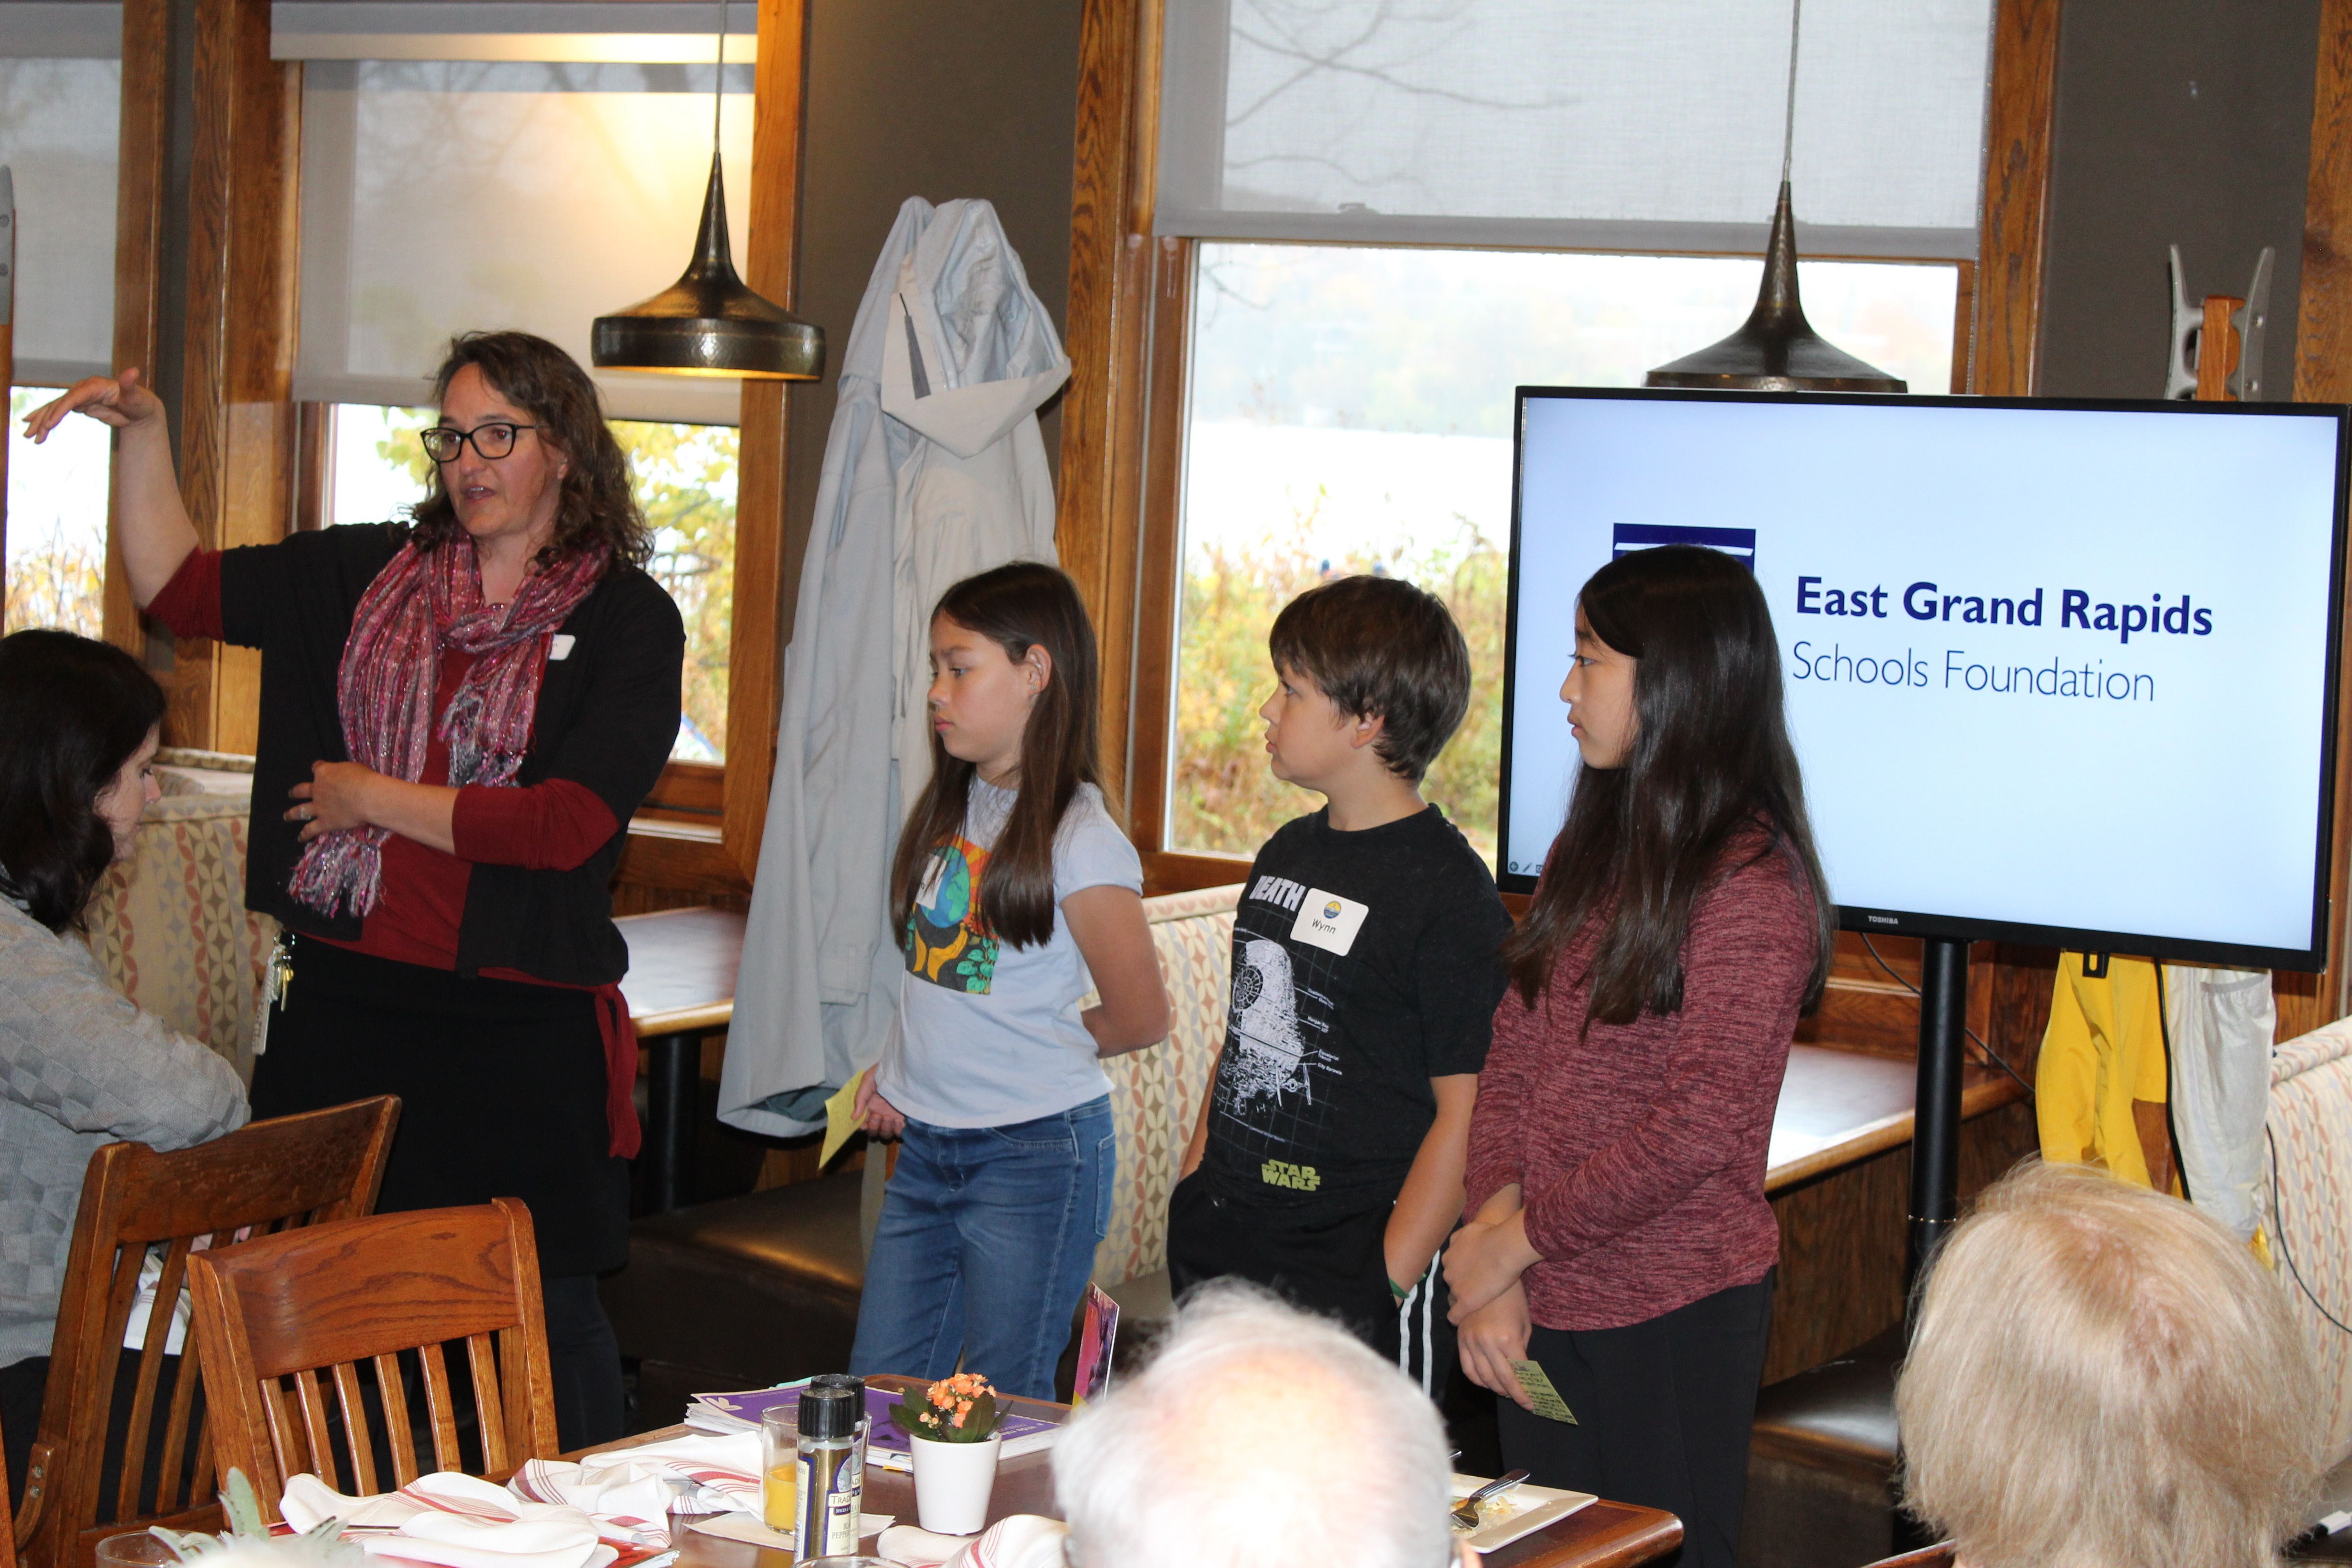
[543,1276,625,1451]
[1166,1171,1453,1387]
[1499,1272,1775,1568]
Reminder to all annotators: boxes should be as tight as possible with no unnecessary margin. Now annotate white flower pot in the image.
[911,1432,1002,1534]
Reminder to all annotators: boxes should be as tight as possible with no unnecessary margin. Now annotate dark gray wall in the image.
[783,0,1084,552]
[2037,0,2319,400]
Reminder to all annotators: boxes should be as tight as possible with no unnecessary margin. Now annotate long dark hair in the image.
[1502,545,1833,1020]
[889,563,1105,951]
[408,331,652,574]
[0,630,167,933]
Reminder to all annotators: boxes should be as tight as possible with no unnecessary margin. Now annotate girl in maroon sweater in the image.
[1443,545,1832,1568]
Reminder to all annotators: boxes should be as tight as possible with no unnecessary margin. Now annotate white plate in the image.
[1448,1473,1598,1553]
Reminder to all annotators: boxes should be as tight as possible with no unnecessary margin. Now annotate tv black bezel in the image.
[1495,384,2352,974]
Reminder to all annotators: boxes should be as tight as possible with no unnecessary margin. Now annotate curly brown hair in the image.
[408,331,653,573]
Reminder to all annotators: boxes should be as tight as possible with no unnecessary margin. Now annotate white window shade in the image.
[0,51,121,384]
[296,60,757,425]
[1158,0,1993,260]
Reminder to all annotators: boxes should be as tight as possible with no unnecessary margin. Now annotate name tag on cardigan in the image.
[549,634,576,660]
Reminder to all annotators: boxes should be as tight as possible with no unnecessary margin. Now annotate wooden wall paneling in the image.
[104,0,175,660]
[2289,0,2352,1034]
[1971,0,2061,397]
[1060,0,1163,811]
[176,0,298,752]
[1125,235,1191,855]
[1762,1098,2038,1384]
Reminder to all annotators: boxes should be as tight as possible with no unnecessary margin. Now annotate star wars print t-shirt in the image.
[878,778,1143,1129]
[1199,804,1513,1210]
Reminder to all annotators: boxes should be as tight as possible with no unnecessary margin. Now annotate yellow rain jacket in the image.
[2038,953,2168,1187]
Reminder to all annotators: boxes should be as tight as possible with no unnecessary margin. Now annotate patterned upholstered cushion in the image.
[81,792,272,1081]
[1092,884,1240,1288]
[2269,1019,2352,1457]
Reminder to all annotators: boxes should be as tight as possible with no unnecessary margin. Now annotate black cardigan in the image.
[219,523,684,985]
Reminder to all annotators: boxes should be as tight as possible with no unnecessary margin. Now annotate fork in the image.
[1450,1469,1531,1529]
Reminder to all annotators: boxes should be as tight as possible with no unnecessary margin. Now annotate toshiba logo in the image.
[1868,915,1900,926]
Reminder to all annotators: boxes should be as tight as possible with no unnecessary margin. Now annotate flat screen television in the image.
[1498,387,2350,971]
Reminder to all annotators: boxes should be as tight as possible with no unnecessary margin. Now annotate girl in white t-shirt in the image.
[850,562,1170,1399]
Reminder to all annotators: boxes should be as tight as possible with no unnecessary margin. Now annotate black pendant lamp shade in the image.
[1644,0,1903,395]
[592,0,823,382]
[592,150,823,380]
[1643,180,1904,394]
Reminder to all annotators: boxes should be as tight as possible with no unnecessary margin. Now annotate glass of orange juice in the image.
[761,1408,799,1532]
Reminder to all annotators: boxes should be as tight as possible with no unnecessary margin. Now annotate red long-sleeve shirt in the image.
[148,549,621,969]
[1465,833,1816,1331]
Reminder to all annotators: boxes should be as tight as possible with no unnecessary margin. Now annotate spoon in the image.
[1450,1469,1531,1530]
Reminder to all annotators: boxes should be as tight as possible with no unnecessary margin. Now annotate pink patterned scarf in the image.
[289,534,610,917]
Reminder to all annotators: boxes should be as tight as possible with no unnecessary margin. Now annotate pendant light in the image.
[591,0,824,381]
[1644,0,1904,393]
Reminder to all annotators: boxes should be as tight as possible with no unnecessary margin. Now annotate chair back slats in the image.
[326,1365,379,1498]
[20,1098,399,1568]
[418,1344,462,1475]
[186,1200,559,1525]
[291,1373,340,1496]
[373,1353,419,1490]
[464,1335,509,1475]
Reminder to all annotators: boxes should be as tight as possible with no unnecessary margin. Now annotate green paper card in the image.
[1509,1359,1577,1424]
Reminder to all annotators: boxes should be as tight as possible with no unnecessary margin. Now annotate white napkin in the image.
[876,1514,1066,1568]
[563,1433,763,1517]
[280,1472,615,1568]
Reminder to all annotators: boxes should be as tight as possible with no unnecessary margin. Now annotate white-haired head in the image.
[1053,1281,1456,1568]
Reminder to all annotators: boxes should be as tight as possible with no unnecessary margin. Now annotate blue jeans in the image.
[849,1097,1116,1401]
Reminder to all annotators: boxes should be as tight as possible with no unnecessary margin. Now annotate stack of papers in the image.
[686,1381,1063,1472]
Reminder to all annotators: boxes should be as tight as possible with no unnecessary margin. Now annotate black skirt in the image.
[250,936,629,1276]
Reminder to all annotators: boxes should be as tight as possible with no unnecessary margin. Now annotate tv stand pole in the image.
[1907,937,1969,1290]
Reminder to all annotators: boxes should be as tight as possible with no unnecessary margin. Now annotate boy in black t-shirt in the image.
[1168,575,1513,1385]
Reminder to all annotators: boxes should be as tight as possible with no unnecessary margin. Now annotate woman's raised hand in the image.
[22,369,165,442]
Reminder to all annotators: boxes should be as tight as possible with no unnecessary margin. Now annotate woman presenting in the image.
[27,333,683,1447]
[1442,545,1832,1568]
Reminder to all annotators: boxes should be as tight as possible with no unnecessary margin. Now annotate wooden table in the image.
[617,907,746,1214]
[605,1386,1683,1568]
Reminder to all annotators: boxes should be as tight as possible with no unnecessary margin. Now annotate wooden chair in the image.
[186,1199,559,1523]
[17,1097,398,1568]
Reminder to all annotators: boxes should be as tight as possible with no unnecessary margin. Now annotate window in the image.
[1127,1,1999,874]
[1168,243,1961,861]
[4,387,113,637]
[321,405,740,761]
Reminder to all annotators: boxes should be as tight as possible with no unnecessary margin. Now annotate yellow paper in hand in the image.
[1509,1359,1577,1424]
[820,1069,867,1168]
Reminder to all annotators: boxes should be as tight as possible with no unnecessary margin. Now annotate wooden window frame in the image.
[1058,0,2078,1073]
[1061,0,2046,900]
[103,0,811,897]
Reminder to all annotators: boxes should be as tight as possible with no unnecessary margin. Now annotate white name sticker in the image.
[549,634,576,661]
[1290,888,1370,956]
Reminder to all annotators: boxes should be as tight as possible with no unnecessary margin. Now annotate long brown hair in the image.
[408,331,652,574]
[1502,544,1833,1021]
[889,563,1106,951]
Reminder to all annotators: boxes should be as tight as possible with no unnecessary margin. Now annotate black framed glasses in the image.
[420,422,539,462]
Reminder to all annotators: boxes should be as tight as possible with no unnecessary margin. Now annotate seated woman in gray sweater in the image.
[0,629,249,1494]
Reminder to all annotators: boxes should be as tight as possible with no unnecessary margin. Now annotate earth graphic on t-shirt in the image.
[1225,937,1316,1105]
[905,836,999,994]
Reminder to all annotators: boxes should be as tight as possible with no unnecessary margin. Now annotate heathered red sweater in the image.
[1465,834,1816,1331]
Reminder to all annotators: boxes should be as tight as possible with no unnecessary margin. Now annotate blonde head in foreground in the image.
[1897,1160,2324,1568]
